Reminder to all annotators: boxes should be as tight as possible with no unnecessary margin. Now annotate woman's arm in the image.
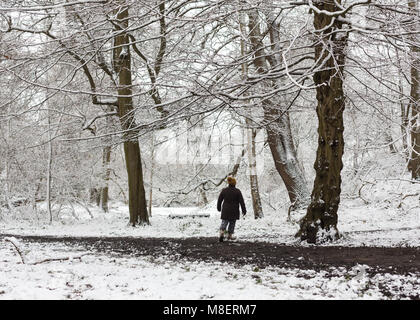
[239,191,246,215]
[217,190,224,212]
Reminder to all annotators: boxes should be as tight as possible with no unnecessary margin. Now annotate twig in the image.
[397,193,420,209]
[31,254,88,265]
[5,237,26,264]
[73,198,94,219]
[402,193,419,200]
[358,180,375,205]
[5,237,88,265]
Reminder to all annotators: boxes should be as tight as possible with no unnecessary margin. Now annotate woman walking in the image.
[217,177,247,242]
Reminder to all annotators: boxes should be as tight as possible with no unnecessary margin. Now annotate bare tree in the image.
[296,0,349,243]
[2,0,152,225]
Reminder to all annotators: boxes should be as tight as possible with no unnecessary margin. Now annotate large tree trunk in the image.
[264,106,308,206]
[113,4,149,225]
[407,0,420,180]
[247,11,309,208]
[296,0,348,243]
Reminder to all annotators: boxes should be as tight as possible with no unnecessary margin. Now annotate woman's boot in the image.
[219,230,225,242]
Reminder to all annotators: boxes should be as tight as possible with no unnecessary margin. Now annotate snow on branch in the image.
[82,111,118,133]
[0,1,107,12]
[307,0,372,17]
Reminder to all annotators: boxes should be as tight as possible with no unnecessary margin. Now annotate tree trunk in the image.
[385,130,397,154]
[3,119,14,212]
[199,188,209,206]
[46,106,53,224]
[408,0,420,180]
[100,106,113,213]
[148,132,155,217]
[246,124,263,218]
[396,51,411,160]
[113,4,148,225]
[401,94,411,160]
[100,144,111,212]
[90,188,101,206]
[247,10,309,208]
[239,12,263,219]
[264,107,308,206]
[296,0,348,243]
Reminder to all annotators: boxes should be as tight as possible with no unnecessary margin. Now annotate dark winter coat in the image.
[217,185,246,220]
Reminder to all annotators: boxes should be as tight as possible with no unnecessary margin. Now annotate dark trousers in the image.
[220,219,236,234]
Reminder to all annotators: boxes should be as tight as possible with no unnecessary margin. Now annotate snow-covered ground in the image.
[0,236,418,300]
[0,178,419,300]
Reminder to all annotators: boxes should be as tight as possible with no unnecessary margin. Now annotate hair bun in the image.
[227,176,236,185]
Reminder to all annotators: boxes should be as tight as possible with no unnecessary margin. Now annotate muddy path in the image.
[1,234,419,277]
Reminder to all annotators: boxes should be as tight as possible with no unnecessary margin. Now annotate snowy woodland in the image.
[0,0,419,300]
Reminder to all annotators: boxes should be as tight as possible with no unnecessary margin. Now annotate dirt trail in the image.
[1,234,419,276]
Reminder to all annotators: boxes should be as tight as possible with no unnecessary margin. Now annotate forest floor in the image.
[0,191,419,299]
[1,233,419,299]
[1,234,419,275]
